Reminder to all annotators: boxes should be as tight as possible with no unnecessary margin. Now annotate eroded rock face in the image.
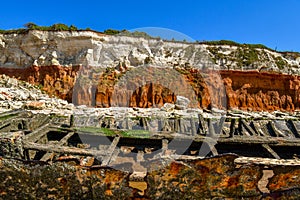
[0,65,79,102]
[220,70,300,112]
[1,64,300,112]
[146,155,263,199]
[1,30,299,73]
[95,67,198,108]
[0,158,131,199]
[2,155,300,199]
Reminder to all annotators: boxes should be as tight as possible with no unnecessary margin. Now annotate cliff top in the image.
[1,23,299,54]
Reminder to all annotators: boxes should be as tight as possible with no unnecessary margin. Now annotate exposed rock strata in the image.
[1,155,300,199]
[0,30,300,112]
[221,70,300,112]
[0,65,79,102]
[95,67,300,112]
[0,30,299,73]
[1,65,300,112]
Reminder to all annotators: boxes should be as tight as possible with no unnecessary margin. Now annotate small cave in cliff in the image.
[129,83,176,108]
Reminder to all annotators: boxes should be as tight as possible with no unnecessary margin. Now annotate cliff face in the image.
[221,70,300,111]
[0,65,79,102]
[0,30,300,111]
[1,30,300,73]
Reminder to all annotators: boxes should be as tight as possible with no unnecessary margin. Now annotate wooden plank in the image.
[207,118,215,136]
[24,123,50,142]
[40,132,75,162]
[216,116,226,135]
[190,118,197,136]
[262,144,280,159]
[101,136,120,166]
[287,120,300,138]
[269,121,286,137]
[229,118,236,137]
[40,152,55,162]
[23,141,107,157]
[197,114,207,135]
[207,142,218,156]
[57,132,75,145]
[241,119,257,136]
[250,121,265,136]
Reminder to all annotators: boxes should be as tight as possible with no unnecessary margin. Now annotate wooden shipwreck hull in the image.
[1,109,300,199]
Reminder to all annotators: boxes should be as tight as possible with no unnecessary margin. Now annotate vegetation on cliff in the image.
[0,23,286,53]
[0,23,82,34]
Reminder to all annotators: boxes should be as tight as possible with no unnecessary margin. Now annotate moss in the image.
[0,113,18,121]
[75,126,151,138]
[75,127,118,136]
[121,129,151,138]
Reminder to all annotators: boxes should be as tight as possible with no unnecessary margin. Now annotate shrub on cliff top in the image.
[200,40,273,51]
[0,23,81,34]
[103,29,122,35]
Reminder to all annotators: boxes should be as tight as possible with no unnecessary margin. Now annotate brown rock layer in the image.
[0,65,79,102]
[95,67,198,108]
[2,155,300,199]
[1,65,300,112]
[220,70,300,111]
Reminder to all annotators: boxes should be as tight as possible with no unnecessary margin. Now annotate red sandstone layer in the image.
[0,65,79,102]
[0,65,299,112]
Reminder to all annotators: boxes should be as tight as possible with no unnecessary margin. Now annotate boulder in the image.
[175,96,190,110]
[23,101,46,110]
[161,103,175,112]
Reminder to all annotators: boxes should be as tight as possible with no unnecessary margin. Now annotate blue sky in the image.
[1,0,299,52]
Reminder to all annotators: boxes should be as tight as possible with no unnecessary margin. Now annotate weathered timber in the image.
[23,141,107,157]
[269,121,286,137]
[262,144,280,159]
[207,118,216,136]
[229,118,237,137]
[101,136,120,166]
[40,132,75,162]
[241,119,257,136]
[24,123,50,142]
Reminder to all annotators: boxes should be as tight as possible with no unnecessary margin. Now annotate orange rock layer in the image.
[0,65,79,102]
[0,65,300,112]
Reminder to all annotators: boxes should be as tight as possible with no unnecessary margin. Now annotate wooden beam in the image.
[269,121,287,137]
[262,144,280,159]
[207,118,216,136]
[23,141,107,157]
[241,119,257,136]
[215,116,226,135]
[190,118,197,136]
[287,120,300,138]
[101,136,120,166]
[229,118,236,137]
[197,114,207,135]
[24,123,50,142]
[207,142,218,156]
[40,132,75,162]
